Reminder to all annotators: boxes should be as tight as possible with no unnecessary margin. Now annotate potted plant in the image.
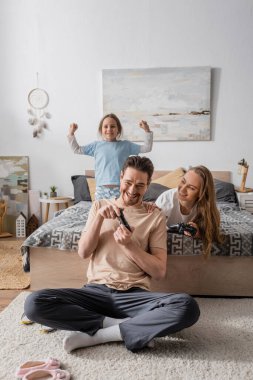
[43,192,48,199]
[50,186,57,198]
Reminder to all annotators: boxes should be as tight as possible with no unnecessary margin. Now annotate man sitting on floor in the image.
[24,156,200,352]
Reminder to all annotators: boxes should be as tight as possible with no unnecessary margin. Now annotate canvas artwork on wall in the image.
[0,156,29,234]
[102,66,211,141]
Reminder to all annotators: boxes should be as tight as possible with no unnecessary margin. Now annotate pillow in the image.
[71,175,92,203]
[86,178,96,202]
[143,183,170,202]
[152,168,185,188]
[214,179,238,204]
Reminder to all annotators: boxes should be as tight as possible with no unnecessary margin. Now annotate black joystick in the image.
[168,222,197,237]
[118,208,132,232]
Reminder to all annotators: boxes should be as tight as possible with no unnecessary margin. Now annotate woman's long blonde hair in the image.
[189,165,223,258]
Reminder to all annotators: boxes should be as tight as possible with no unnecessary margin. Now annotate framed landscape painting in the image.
[0,156,29,234]
[102,66,211,141]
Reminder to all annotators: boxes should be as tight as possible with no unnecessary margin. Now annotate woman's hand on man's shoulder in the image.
[143,201,161,213]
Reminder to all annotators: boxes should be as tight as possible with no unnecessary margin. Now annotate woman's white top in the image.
[155,188,197,226]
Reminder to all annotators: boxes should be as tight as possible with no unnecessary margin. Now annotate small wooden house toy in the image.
[16,212,27,238]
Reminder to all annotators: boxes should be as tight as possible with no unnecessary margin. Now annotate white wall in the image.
[1,0,253,197]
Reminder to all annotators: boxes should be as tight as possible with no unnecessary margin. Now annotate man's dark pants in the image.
[25,284,200,351]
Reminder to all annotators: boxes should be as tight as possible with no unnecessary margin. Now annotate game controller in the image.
[118,208,132,232]
[168,223,197,237]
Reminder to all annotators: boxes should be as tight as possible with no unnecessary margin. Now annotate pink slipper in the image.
[22,369,71,380]
[15,358,61,377]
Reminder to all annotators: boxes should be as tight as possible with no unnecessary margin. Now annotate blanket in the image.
[21,202,253,272]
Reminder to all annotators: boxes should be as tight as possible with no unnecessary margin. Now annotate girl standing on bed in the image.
[67,113,153,200]
[155,165,223,257]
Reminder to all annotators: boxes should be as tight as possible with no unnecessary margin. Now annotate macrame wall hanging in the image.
[27,73,52,137]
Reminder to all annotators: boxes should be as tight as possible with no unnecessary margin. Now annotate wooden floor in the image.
[0,289,25,312]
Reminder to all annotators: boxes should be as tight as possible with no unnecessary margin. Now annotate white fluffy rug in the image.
[1,292,253,380]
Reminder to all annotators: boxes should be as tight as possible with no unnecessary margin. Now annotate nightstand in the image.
[39,197,73,223]
[236,192,253,214]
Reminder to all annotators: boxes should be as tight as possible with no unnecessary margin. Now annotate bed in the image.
[21,169,253,296]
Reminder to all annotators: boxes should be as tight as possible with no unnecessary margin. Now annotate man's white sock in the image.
[63,325,123,353]
[102,317,154,348]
